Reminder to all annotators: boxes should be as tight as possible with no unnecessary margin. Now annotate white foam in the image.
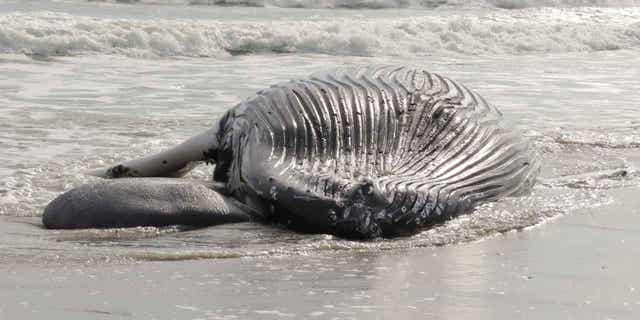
[490,0,640,9]
[83,0,485,9]
[1,8,639,58]
[84,0,640,8]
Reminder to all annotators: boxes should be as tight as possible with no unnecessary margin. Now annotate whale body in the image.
[43,66,539,239]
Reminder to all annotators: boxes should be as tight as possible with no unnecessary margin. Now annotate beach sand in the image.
[1,186,638,319]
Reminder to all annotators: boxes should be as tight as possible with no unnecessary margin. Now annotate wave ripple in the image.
[1,8,639,58]
[88,0,640,9]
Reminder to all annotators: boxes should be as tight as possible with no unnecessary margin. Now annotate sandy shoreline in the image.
[1,186,638,319]
[1,2,639,318]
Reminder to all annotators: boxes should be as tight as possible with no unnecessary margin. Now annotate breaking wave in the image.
[490,0,640,9]
[86,0,640,9]
[1,8,639,58]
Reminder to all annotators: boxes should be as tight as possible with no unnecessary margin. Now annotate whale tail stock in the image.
[42,178,252,229]
[42,115,252,230]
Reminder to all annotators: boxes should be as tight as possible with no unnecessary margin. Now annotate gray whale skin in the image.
[43,66,539,239]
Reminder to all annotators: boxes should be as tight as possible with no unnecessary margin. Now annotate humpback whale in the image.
[43,66,539,239]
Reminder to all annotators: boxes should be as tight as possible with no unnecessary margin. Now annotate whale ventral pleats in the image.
[221,65,539,239]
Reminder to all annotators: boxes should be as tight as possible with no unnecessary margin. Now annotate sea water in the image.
[0,1,639,316]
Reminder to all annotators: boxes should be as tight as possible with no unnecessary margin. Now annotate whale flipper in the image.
[90,126,223,179]
[42,178,252,229]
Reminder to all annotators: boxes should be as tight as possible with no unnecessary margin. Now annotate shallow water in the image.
[1,50,638,264]
[1,0,639,318]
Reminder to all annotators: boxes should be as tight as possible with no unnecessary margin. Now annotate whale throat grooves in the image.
[221,66,540,239]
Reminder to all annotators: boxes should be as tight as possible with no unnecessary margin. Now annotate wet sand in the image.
[1,186,638,319]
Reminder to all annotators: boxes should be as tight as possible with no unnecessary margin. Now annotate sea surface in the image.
[0,0,639,318]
